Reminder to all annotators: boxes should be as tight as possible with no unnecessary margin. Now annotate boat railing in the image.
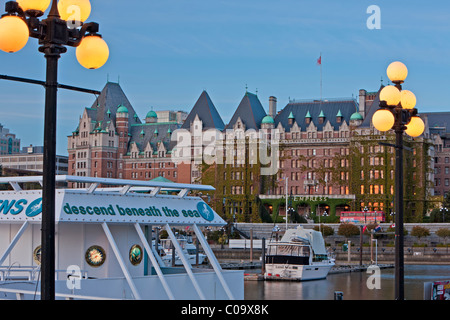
[0,266,39,281]
[0,175,215,196]
[0,266,89,282]
[0,287,119,300]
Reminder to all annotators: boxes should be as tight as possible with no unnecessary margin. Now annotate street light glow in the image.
[58,0,91,22]
[404,116,425,137]
[16,0,51,12]
[386,61,408,83]
[379,85,401,106]
[0,16,29,53]
[372,109,395,132]
[76,34,110,69]
[400,90,417,110]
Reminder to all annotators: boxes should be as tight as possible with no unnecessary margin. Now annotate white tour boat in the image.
[0,175,243,300]
[264,226,335,281]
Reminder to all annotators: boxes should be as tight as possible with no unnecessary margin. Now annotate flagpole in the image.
[320,52,322,101]
[285,177,288,231]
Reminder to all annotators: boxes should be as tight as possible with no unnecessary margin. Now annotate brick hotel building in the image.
[68,82,437,223]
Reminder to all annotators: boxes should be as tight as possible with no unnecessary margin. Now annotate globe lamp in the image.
[16,0,51,13]
[58,0,91,23]
[0,16,29,53]
[76,34,109,69]
[372,109,395,132]
[379,85,401,106]
[405,116,425,138]
[400,90,416,110]
[387,61,408,84]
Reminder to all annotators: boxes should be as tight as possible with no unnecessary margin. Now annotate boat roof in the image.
[0,175,225,226]
[280,226,328,255]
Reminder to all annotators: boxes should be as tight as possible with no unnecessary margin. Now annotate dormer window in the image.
[305,111,311,124]
[336,110,343,123]
[318,110,325,124]
[288,112,295,125]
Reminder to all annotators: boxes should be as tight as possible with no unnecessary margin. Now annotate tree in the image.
[410,226,430,245]
[338,223,360,240]
[436,228,450,252]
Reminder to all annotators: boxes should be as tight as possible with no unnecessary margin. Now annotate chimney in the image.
[269,96,277,118]
[359,89,367,118]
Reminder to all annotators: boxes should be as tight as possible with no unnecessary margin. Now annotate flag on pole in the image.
[317,55,322,65]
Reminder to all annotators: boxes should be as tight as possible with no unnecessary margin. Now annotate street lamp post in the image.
[440,207,448,223]
[363,206,368,224]
[372,61,425,300]
[0,0,109,300]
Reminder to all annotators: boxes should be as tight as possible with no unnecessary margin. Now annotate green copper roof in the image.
[350,112,363,120]
[150,176,173,183]
[261,115,274,124]
[336,109,343,117]
[318,110,325,117]
[305,111,312,118]
[288,111,295,119]
[117,105,128,113]
[146,110,157,118]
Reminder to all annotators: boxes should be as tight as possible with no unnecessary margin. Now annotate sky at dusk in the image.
[0,0,449,155]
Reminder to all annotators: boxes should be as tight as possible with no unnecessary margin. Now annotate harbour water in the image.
[244,264,450,300]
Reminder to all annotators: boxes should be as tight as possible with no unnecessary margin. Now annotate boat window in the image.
[268,245,310,257]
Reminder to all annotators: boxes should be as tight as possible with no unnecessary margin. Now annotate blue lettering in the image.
[10,199,27,215]
[0,200,16,214]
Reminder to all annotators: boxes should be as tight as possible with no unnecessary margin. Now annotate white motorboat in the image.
[160,238,207,266]
[264,226,335,281]
[0,175,243,300]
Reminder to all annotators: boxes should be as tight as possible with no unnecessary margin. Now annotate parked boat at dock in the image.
[264,226,335,281]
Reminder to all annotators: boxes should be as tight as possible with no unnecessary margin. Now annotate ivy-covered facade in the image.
[188,87,435,224]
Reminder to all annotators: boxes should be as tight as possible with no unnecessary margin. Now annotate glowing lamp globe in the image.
[379,85,401,106]
[400,90,416,110]
[16,0,51,12]
[0,16,29,53]
[372,109,395,132]
[58,0,91,23]
[387,61,408,83]
[405,116,425,138]
[76,35,109,69]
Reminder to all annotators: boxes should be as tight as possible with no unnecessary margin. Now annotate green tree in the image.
[338,223,360,240]
[411,226,430,245]
[436,228,450,250]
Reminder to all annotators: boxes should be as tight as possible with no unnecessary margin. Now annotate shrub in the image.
[410,226,430,240]
[338,223,360,239]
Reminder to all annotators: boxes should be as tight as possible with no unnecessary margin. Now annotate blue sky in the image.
[0,0,450,155]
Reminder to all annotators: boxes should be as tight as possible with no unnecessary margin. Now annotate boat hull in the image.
[264,263,334,281]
